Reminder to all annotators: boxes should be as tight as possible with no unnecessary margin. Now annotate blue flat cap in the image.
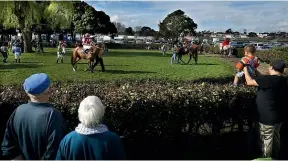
[23,73,51,95]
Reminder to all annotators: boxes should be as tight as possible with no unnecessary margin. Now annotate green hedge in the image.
[0,79,257,136]
[0,79,262,159]
[256,47,288,65]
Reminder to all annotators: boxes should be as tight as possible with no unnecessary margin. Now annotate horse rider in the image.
[222,38,230,50]
[82,33,93,54]
[56,40,67,63]
[60,40,67,55]
[221,38,232,56]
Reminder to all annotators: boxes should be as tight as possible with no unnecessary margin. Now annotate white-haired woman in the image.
[56,96,125,160]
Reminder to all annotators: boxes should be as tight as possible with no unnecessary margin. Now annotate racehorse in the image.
[176,42,202,64]
[71,41,104,73]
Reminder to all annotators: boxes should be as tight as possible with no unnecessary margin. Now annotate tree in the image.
[125,27,134,35]
[134,26,142,35]
[225,28,233,34]
[243,29,247,35]
[248,32,258,37]
[139,26,157,36]
[0,1,73,52]
[113,22,126,34]
[72,2,116,35]
[158,10,197,43]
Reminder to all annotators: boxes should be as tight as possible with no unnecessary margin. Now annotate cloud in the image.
[87,1,288,32]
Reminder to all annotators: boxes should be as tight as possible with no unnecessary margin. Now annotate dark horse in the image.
[71,41,104,73]
[176,42,202,65]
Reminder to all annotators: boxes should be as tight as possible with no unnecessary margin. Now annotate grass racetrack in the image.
[0,48,234,85]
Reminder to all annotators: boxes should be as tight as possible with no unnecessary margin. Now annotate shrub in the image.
[0,80,262,159]
[256,50,288,65]
[0,80,257,136]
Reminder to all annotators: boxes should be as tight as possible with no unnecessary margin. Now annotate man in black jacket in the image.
[1,73,67,160]
[244,59,287,159]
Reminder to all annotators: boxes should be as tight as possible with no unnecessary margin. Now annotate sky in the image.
[85,1,288,33]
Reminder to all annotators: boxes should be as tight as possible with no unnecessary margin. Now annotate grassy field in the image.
[0,48,234,85]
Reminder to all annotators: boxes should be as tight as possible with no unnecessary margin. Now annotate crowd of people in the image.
[0,40,22,63]
[1,73,125,160]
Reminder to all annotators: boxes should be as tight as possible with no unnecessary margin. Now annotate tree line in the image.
[0,0,198,53]
[0,1,118,52]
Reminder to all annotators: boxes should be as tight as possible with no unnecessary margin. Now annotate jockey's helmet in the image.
[85,33,91,37]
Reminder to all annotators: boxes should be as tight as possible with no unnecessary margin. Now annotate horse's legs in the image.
[177,54,182,64]
[56,52,59,63]
[194,52,198,64]
[71,56,77,72]
[61,54,64,63]
[87,59,93,72]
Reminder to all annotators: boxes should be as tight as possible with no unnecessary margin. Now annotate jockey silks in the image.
[222,39,230,46]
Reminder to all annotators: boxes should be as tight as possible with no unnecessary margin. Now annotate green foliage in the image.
[159,9,197,42]
[72,1,116,34]
[0,1,74,52]
[139,26,158,37]
[44,1,74,30]
[125,27,135,35]
[0,80,257,137]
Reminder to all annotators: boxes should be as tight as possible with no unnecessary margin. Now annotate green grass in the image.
[0,48,234,85]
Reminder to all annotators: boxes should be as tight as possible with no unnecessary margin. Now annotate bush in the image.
[0,80,261,159]
[0,80,257,135]
[256,49,288,65]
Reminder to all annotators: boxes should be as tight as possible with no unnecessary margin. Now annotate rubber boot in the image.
[18,58,20,63]
[15,59,17,63]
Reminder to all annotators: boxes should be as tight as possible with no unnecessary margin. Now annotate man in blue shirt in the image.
[1,73,67,160]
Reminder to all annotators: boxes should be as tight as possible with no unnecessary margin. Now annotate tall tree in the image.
[158,10,197,43]
[72,2,116,35]
[248,32,258,37]
[139,26,156,36]
[113,22,126,34]
[225,28,233,34]
[125,27,134,35]
[0,1,73,52]
[134,26,142,35]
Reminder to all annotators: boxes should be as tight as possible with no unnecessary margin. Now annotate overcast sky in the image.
[86,1,288,33]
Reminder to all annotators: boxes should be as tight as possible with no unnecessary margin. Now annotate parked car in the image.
[230,42,244,48]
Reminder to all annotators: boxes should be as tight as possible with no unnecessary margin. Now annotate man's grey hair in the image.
[78,96,105,128]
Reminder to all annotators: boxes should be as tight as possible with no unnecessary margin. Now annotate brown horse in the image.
[177,43,202,64]
[71,42,104,72]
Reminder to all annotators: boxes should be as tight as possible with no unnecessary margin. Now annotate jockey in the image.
[60,40,67,55]
[82,33,93,53]
[222,38,230,50]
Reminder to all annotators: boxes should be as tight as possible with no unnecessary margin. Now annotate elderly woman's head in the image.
[78,96,105,128]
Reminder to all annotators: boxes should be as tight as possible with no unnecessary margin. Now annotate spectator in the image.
[13,44,22,63]
[233,45,260,86]
[56,96,125,160]
[1,73,67,160]
[0,42,8,63]
[243,59,288,159]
